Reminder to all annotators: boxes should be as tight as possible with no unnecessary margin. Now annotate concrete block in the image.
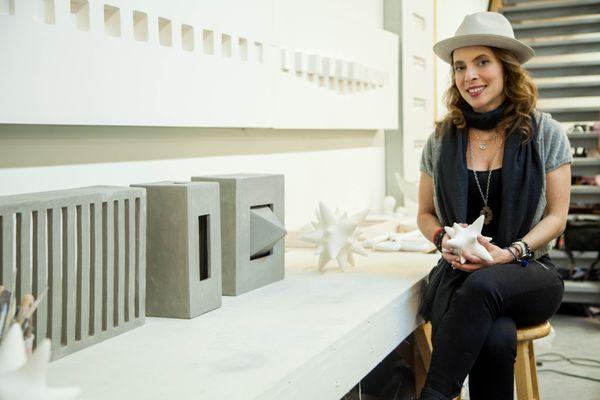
[131,182,222,318]
[0,186,146,360]
[191,174,286,296]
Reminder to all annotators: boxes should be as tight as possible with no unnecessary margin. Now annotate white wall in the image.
[435,0,489,120]
[0,0,397,129]
[0,126,385,231]
[0,0,389,230]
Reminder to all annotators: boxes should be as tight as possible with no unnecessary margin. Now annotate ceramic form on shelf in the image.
[365,230,435,253]
[0,324,81,400]
[382,195,397,215]
[445,215,493,264]
[301,202,369,271]
[0,186,146,360]
[131,182,223,318]
[192,174,286,296]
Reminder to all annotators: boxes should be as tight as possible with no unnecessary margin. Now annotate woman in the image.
[417,12,572,400]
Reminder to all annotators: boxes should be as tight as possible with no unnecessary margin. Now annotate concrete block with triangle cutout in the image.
[193,174,287,296]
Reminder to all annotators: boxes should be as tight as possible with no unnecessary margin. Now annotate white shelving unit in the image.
[47,249,437,400]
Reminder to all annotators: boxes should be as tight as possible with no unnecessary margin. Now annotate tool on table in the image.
[0,286,48,343]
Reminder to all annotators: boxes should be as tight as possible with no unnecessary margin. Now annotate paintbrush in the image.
[1,291,17,339]
[16,294,34,325]
[0,289,11,340]
[24,287,48,320]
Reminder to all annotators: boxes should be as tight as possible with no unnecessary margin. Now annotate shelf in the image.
[563,280,600,303]
[549,249,598,269]
[567,132,599,148]
[47,249,437,400]
[571,185,600,203]
[572,157,600,175]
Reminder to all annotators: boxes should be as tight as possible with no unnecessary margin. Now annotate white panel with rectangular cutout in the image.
[0,0,398,129]
[401,0,435,181]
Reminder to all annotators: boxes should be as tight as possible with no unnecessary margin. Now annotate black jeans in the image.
[421,255,564,400]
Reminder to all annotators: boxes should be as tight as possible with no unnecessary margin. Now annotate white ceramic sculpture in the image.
[393,173,419,219]
[382,196,397,215]
[394,172,419,203]
[0,324,81,400]
[444,215,493,264]
[366,230,435,253]
[301,202,369,271]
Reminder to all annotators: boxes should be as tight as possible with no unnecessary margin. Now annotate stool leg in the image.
[515,341,534,400]
[413,324,432,397]
[528,341,541,399]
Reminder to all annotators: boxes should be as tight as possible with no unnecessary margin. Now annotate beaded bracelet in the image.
[511,239,533,266]
[433,228,446,252]
[504,246,518,262]
[432,227,443,244]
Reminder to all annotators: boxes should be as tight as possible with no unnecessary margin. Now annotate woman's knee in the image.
[454,270,501,305]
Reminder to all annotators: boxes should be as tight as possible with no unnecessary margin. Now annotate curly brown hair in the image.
[435,47,538,142]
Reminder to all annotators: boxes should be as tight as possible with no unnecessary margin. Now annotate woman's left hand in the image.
[450,235,514,272]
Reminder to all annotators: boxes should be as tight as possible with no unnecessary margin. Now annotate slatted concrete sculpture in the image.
[0,186,146,360]
[131,182,222,318]
[192,174,286,296]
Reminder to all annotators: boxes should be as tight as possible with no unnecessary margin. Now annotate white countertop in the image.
[48,249,438,400]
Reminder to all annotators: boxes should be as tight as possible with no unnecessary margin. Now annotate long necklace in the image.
[472,130,497,151]
[469,131,502,225]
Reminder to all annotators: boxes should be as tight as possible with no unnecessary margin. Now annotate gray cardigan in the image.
[419,111,573,258]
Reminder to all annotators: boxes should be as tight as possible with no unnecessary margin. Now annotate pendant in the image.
[481,206,493,225]
[479,143,487,150]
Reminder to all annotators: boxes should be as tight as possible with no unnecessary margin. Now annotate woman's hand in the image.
[444,234,514,272]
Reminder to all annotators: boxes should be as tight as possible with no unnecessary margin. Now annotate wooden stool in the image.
[515,321,551,400]
[413,321,551,400]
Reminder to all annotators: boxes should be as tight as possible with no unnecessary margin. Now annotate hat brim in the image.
[433,34,535,65]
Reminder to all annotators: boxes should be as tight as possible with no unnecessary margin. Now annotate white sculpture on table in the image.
[382,196,397,215]
[393,172,419,214]
[365,230,435,253]
[301,202,369,271]
[0,324,81,400]
[445,215,493,264]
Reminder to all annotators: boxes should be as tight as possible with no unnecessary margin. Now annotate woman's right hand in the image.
[440,223,470,266]
[441,233,461,264]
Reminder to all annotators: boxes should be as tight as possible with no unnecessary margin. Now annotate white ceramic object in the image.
[0,325,81,400]
[373,241,402,252]
[371,230,435,253]
[444,215,493,264]
[363,233,393,249]
[301,202,369,271]
[382,196,397,215]
[393,172,419,203]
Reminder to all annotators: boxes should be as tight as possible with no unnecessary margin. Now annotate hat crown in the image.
[455,11,515,39]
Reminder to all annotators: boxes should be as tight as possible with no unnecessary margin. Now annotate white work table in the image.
[48,249,438,400]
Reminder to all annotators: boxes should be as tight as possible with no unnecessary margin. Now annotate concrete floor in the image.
[536,313,600,400]
[342,313,600,400]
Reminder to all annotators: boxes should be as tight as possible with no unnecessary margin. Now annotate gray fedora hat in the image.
[433,12,534,65]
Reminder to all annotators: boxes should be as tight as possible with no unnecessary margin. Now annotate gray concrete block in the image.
[191,174,286,296]
[0,186,146,360]
[131,182,222,318]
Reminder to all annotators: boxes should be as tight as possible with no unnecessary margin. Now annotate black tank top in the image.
[467,168,502,240]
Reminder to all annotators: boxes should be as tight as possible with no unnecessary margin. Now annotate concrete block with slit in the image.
[192,174,286,296]
[0,186,146,360]
[131,182,222,318]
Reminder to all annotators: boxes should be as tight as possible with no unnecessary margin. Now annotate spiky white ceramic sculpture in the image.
[0,324,81,400]
[445,215,493,264]
[301,202,369,271]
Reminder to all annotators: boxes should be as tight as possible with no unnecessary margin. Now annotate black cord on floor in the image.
[538,369,600,383]
[537,352,600,368]
[536,352,600,383]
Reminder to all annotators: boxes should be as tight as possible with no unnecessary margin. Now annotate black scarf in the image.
[460,101,509,130]
[418,113,544,336]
